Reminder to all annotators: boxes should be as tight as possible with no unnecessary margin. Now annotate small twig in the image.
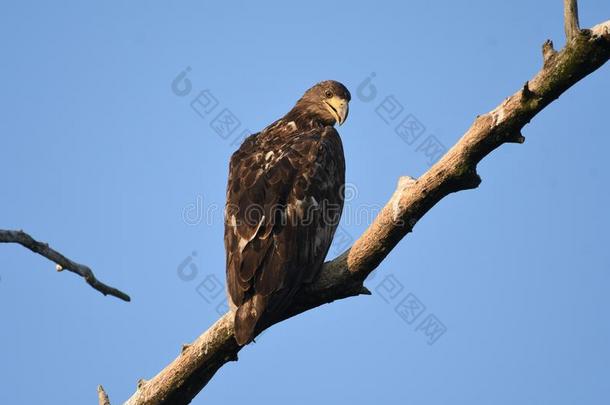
[542,39,557,66]
[564,0,581,41]
[98,385,111,405]
[0,229,130,301]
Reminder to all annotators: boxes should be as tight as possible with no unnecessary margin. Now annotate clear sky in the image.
[1,1,609,404]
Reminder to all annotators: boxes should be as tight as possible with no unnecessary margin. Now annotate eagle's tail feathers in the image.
[234,294,266,345]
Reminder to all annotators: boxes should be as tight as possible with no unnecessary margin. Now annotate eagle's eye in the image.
[324,90,333,98]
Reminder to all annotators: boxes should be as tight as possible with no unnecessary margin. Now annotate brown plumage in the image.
[224,80,351,345]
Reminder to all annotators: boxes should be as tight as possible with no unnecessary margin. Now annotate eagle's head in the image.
[289,80,351,127]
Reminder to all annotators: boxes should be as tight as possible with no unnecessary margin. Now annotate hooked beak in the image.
[324,96,349,126]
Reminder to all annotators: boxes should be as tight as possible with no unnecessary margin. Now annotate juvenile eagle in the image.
[225,80,351,345]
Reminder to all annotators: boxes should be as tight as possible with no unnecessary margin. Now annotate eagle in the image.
[224,80,351,345]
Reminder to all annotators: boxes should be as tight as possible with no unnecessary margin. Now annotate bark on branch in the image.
[121,17,610,405]
[0,229,130,302]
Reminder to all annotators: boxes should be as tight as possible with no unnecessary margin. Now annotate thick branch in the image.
[123,19,610,405]
[564,0,581,41]
[0,229,130,302]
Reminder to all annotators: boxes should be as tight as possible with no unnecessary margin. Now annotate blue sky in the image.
[1,1,609,404]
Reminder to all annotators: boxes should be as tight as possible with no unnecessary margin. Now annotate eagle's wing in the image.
[225,125,345,344]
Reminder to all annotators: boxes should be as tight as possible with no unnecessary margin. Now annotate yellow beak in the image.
[325,96,349,125]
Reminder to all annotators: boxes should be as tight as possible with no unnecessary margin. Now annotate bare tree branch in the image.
[98,385,111,405]
[564,0,581,41]
[0,229,130,302]
[121,15,610,405]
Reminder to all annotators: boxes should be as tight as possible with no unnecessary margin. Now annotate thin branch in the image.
[564,0,581,41]
[0,229,130,302]
[98,385,111,405]
[122,18,610,405]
